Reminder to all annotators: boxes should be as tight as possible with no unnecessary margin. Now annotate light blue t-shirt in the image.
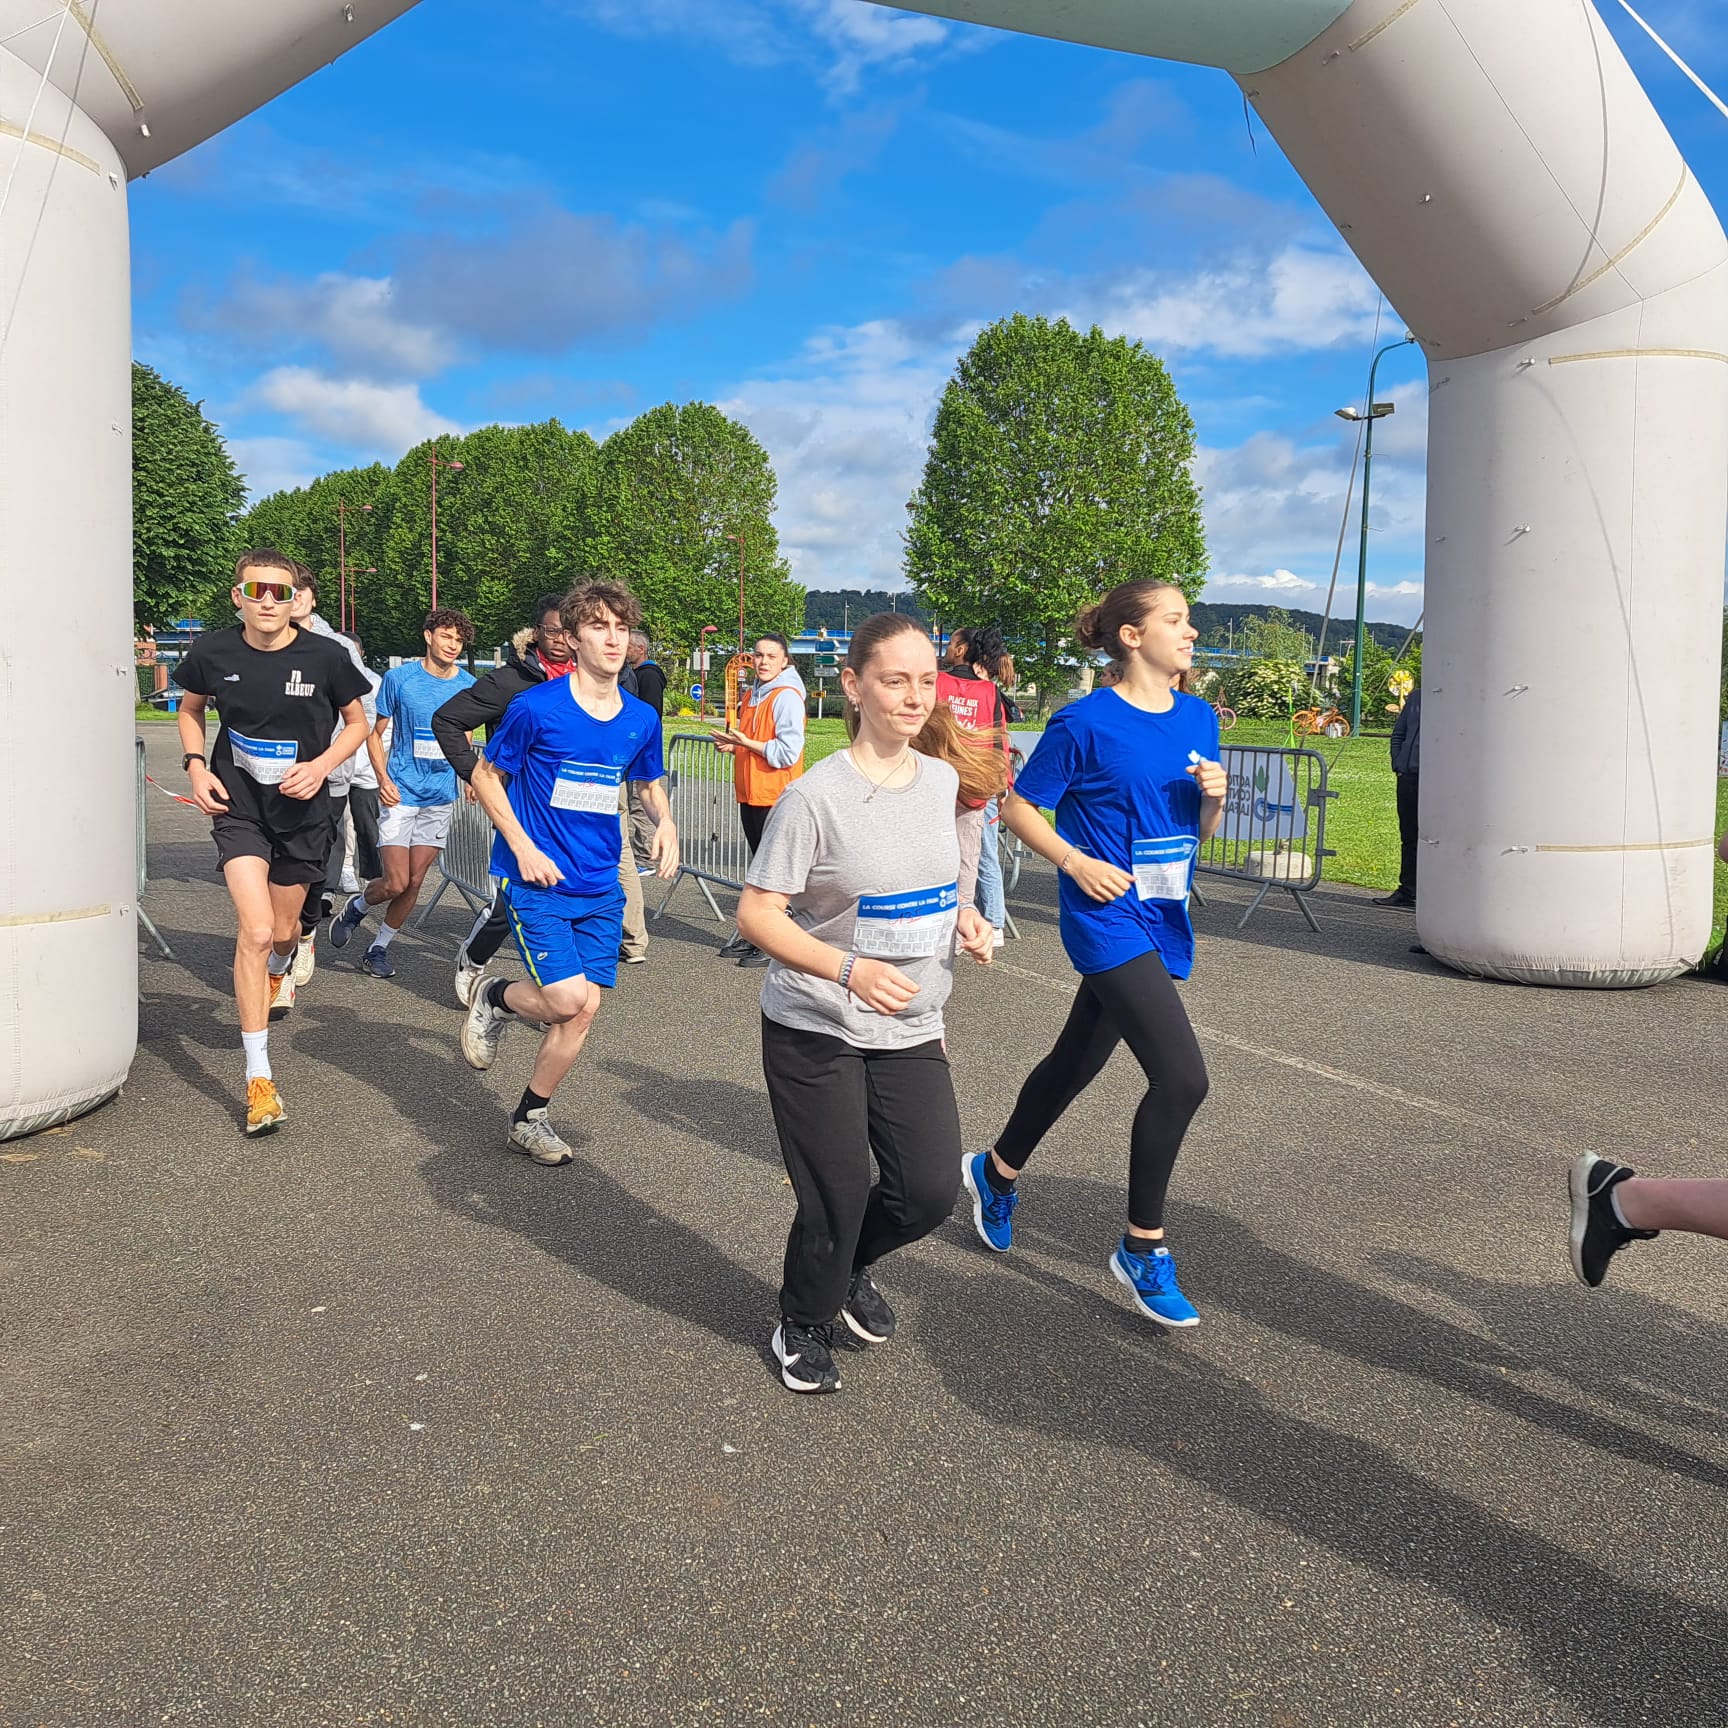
[484,677,664,901]
[1014,689,1220,980]
[377,660,474,807]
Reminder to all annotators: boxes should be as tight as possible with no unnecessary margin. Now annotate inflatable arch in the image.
[1,0,1723,1138]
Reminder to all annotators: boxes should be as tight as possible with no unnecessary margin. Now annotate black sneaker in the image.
[717,931,751,960]
[840,1269,897,1345]
[771,1320,841,1393]
[1568,1152,1658,1287]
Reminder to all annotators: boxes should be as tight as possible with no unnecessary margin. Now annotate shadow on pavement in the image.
[898,1189,1728,1728]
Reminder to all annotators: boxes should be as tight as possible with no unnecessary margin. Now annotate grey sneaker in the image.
[462,989,511,1071]
[290,931,316,987]
[454,950,487,1008]
[327,894,367,950]
[508,1108,573,1166]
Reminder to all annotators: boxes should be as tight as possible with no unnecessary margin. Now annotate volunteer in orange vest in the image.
[716,631,807,967]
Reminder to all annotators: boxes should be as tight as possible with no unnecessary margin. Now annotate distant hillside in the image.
[804,589,931,629]
[1191,602,1418,658]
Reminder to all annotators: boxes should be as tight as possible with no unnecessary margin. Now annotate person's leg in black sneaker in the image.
[461,889,512,969]
[852,1037,962,1280]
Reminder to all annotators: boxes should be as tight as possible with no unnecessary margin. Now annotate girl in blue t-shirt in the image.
[960,579,1228,1328]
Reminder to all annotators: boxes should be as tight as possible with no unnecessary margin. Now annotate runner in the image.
[173,550,370,1134]
[716,632,806,967]
[961,578,1228,1328]
[736,612,996,1394]
[286,562,377,987]
[459,582,678,1164]
[327,609,476,978]
[1568,1156,1728,1286]
[340,629,384,897]
[937,624,1013,946]
[432,594,573,1007]
[625,629,668,865]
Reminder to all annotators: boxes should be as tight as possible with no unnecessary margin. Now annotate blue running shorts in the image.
[500,878,624,989]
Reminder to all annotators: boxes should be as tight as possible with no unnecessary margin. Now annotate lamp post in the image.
[428,448,464,612]
[335,499,372,632]
[1335,334,1416,733]
[697,623,719,718]
[724,531,746,657]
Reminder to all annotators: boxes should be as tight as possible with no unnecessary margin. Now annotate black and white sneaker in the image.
[1568,1152,1659,1288]
[840,1268,896,1345]
[771,1320,841,1393]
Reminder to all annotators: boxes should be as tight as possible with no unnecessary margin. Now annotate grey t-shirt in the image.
[748,749,963,1050]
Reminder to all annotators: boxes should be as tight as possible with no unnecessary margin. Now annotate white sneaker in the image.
[454,950,487,1008]
[268,969,296,1013]
[508,1109,573,1166]
[461,989,510,1071]
[291,931,317,987]
[991,927,1006,949]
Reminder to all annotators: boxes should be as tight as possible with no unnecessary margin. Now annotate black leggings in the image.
[740,802,772,856]
[995,949,1208,1231]
[762,1015,962,1324]
[462,889,510,968]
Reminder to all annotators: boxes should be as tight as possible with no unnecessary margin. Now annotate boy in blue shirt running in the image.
[328,608,476,977]
[459,582,678,1165]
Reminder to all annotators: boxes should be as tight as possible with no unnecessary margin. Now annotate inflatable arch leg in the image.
[0,0,1723,1136]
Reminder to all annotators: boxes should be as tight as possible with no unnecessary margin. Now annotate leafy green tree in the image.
[133,363,245,631]
[569,402,804,658]
[905,313,1205,696]
[1238,608,1316,666]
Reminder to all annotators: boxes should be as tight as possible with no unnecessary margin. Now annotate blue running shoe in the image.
[961,1151,1017,1253]
[361,944,396,979]
[327,894,367,951]
[1111,1237,1200,1329]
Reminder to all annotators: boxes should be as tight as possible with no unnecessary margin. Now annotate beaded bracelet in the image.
[838,953,857,993]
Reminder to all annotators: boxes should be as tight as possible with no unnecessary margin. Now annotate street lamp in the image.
[428,448,465,612]
[1335,332,1416,732]
[724,531,746,657]
[335,499,372,632]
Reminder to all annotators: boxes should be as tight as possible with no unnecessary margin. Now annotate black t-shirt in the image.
[176,625,370,832]
[634,660,668,716]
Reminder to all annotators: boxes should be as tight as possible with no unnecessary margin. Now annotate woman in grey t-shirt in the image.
[738,613,998,1395]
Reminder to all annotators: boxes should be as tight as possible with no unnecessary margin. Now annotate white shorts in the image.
[377,801,455,850]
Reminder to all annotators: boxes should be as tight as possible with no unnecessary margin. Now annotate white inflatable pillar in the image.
[893,0,1728,986]
[0,52,136,1135]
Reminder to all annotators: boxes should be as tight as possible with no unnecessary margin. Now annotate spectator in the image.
[1376,683,1421,909]
[626,631,667,862]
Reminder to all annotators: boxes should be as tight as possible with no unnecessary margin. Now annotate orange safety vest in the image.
[735,681,805,807]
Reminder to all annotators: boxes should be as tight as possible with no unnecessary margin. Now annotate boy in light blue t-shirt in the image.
[328,608,476,978]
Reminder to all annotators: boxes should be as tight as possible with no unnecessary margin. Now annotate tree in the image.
[132,363,244,631]
[570,402,804,657]
[905,313,1205,696]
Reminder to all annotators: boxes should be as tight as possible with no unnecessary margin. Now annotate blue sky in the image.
[131,0,1728,628]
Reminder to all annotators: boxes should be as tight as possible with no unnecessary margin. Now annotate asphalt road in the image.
[4,729,1726,1727]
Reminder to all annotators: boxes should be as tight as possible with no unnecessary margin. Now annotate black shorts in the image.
[212,810,337,887]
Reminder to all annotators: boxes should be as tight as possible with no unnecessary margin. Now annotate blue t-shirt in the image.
[1014,689,1220,980]
[483,678,664,900]
[377,660,474,806]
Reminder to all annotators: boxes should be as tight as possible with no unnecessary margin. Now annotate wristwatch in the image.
[182,752,206,772]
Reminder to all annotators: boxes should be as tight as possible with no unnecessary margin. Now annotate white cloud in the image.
[226,435,325,503]
[252,367,460,452]
[1064,244,1383,360]
[212,272,453,379]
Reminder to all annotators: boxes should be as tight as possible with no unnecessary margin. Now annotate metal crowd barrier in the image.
[413,794,496,927]
[1196,745,1336,930]
[135,737,173,958]
[653,732,747,923]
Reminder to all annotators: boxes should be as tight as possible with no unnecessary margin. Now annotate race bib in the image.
[853,882,959,958]
[230,731,298,785]
[412,726,443,761]
[1132,836,1197,902]
[550,759,623,814]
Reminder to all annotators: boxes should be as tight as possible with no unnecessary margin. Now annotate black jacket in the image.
[1389,687,1421,776]
[432,633,639,783]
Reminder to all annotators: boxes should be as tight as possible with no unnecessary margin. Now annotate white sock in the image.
[1609,1185,1633,1229]
[371,921,398,952]
[346,893,370,923]
[267,947,294,976]
[242,1029,271,1082]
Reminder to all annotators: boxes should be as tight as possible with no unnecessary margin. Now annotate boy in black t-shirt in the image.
[175,550,370,1135]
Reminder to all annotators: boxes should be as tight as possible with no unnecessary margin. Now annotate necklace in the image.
[848,746,913,801]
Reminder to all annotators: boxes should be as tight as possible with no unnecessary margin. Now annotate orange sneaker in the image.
[245,1076,286,1136]
[268,970,296,1012]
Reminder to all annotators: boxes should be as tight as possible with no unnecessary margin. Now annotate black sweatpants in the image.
[995,950,1208,1231]
[740,802,772,856]
[762,1015,962,1325]
[1394,771,1419,897]
[462,888,511,968]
